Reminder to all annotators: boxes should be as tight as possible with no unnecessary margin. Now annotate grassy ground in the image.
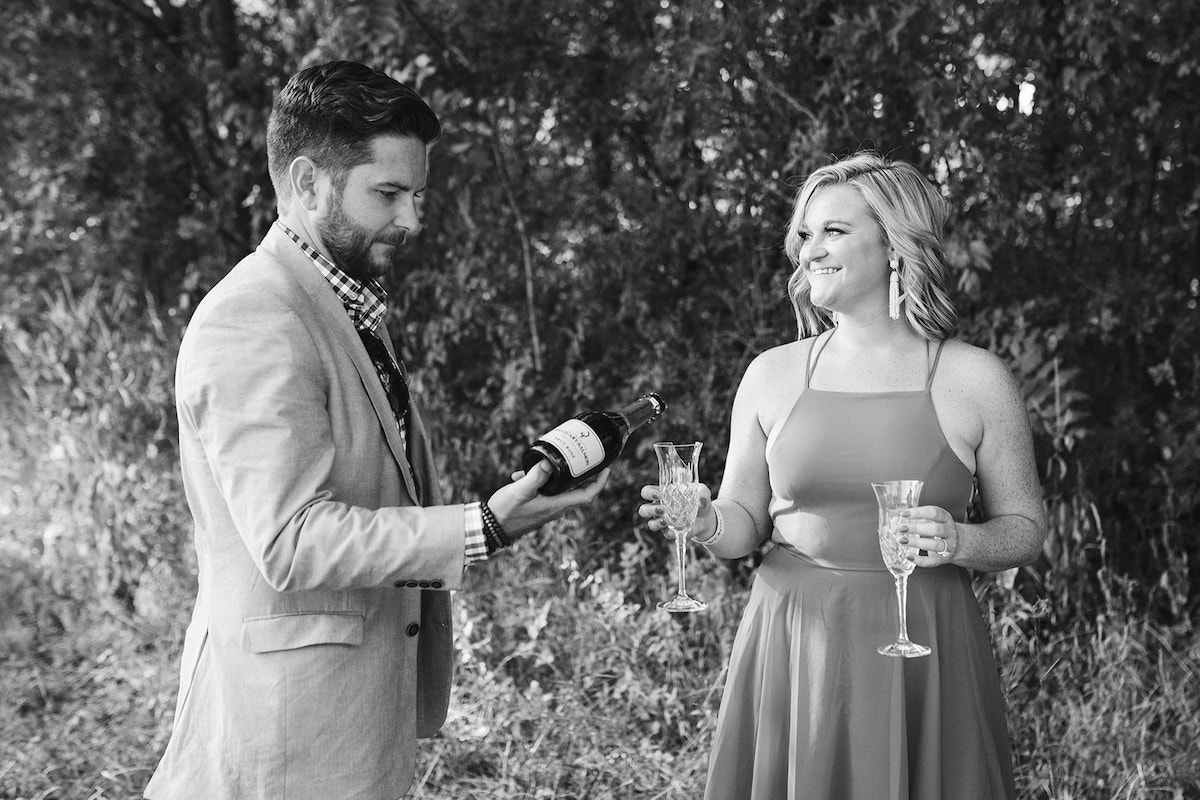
[2,561,1198,799]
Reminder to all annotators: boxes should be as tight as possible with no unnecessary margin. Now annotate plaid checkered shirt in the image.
[277,221,487,564]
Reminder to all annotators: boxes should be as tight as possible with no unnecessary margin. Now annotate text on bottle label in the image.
[540,419,605,477]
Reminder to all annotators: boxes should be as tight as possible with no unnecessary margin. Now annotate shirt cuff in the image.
[464,501,489,565]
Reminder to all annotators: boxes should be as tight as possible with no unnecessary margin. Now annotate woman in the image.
[638,151,1046,799]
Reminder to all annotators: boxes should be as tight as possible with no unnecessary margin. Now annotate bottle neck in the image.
[618,393,666,432]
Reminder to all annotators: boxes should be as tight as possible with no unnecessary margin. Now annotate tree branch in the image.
[489,128,542,374]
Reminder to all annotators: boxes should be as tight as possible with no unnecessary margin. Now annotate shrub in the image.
[0,278,193,637]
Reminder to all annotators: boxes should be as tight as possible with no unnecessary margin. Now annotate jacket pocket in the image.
[240,611,364,654]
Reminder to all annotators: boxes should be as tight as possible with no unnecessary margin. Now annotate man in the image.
[144,61,607,799]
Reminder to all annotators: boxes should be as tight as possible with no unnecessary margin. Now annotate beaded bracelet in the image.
[480,500,513,555]
[692,504,725,547]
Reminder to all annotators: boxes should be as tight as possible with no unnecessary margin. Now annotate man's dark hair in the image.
[266,61,441,208]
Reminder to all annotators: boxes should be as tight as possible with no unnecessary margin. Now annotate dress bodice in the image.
[765,333,974,570]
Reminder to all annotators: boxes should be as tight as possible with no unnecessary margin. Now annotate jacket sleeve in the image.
[175,283,467,592]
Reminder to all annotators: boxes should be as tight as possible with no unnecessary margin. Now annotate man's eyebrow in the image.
[374,179,425,191]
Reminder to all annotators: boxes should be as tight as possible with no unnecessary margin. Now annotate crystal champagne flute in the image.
[655,442,706,613]
[873,480,930,657]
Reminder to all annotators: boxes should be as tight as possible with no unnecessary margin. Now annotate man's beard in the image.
[317,191,404,282]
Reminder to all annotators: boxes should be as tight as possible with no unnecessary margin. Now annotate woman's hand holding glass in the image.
[897,506,959,566]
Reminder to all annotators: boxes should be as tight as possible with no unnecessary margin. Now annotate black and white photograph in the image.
[1,1,1197,798]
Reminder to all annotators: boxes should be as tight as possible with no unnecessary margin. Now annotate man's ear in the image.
[289,156,321,212]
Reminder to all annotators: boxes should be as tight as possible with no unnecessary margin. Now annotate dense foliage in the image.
[2,0,1198,796]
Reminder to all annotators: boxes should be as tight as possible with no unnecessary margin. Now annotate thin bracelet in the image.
[692,504,724,546]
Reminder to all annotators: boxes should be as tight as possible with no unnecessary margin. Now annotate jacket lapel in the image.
[259,226,421,503]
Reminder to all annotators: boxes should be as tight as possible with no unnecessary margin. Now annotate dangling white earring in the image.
[888,256,901,320]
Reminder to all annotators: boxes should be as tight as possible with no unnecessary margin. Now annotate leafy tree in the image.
[2,0,1197,624]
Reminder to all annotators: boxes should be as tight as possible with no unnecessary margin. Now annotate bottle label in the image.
[540,419,605,477]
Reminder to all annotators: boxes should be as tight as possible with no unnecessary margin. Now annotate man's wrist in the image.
[480,499,514,555]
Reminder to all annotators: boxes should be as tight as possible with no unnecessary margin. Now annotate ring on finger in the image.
[935,536,950,558]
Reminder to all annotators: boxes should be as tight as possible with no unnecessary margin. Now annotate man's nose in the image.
[395,201,420,236]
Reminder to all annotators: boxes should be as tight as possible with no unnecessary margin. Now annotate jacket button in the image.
[406,623,420,637]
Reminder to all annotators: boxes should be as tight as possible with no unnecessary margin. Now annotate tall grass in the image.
[986,580,1200,798]
[407,531,730,799]
[3,534,1196,799]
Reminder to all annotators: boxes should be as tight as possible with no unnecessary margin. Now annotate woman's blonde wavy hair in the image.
[783,151,957,341]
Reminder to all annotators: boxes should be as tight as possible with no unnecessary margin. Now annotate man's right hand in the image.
[486,460,610,540]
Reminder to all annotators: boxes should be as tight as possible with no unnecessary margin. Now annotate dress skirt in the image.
[704,544,1016,800]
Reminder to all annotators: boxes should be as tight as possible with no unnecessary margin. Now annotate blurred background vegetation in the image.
[1,0,1198,797]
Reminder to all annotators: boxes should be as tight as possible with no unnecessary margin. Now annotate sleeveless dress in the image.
[704,333,1016,800]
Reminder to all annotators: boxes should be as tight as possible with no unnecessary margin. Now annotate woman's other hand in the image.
[898,505,959,567]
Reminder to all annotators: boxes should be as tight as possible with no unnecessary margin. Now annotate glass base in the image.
[878,641,931,658]
[658,595,707,613]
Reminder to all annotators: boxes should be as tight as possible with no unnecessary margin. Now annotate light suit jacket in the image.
[145,224,465,800]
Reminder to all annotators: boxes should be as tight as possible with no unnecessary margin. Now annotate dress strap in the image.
[805,328,836,388]
[926,339,947,389]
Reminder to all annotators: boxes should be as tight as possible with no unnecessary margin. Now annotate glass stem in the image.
[895,575,912,644]
[674,528,689,597]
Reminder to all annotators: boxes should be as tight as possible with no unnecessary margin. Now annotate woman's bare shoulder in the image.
[753,337,814,367]
[734,338,816,421]
[744,335,820,386]
[935,339,1022,404]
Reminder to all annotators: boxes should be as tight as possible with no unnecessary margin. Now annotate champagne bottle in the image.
[523,392,667,495]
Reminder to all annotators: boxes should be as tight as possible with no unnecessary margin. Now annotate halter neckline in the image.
[804,328,947,392]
